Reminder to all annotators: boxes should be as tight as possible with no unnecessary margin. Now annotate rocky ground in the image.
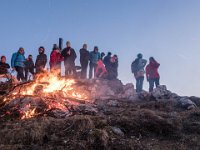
[0,79,200,150]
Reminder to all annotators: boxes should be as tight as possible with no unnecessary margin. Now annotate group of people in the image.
[0,41,119,82]
[131,53,160,93]
[0,41,160,93]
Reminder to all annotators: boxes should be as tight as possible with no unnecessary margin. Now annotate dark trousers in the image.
[81,62,88,79]
[64,63,76,77]
[89,62,97,79]
[15,66,25,81]
[25,67,34,81]
[136,76,144,93]
[36,67,45,74]
[148,78,160,92]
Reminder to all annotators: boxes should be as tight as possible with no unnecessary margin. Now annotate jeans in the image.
[81,62,88,79]
[136,76,144,93]
[15,66,25,81]
[148,78,160,92]
[89,62,97,79]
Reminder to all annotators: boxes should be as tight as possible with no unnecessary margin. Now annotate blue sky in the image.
[0,0,200,96]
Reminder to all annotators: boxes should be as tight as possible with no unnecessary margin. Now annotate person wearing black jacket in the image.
[0,55,18,83]
[80,44,89,79]
[106,55,118,80]
[103,52,112,70]
[35,46,47,74]
[0,56,10,75]
[24,55,35,81]
[61,41,77,77]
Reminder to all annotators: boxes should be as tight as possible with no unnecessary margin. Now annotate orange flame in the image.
[7,71,89,119]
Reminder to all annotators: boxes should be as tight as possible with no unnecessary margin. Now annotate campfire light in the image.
[2,72,90,119]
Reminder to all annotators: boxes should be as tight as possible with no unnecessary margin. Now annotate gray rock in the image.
[111,126,124,136]
[122,83,135,99]
[151,85,176,100]
[189,96,200,107]
[178,97,197,110]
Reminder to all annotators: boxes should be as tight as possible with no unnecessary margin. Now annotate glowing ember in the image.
[21,104,37,119]
[2,71,90,119]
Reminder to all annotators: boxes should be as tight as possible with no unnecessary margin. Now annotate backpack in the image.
[131,59,139,73]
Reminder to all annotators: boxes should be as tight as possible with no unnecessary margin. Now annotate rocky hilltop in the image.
[0,79,200,150]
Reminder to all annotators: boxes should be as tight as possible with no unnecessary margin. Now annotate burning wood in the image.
[0,72,92,119]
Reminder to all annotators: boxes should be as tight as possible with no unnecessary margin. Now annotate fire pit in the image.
[0,72,92,119]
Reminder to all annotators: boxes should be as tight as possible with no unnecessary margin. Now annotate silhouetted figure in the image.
[80,44,89,79]
[89,46,101,79]
[11,47,26,82]
[24,55,34,81]
[0,56,18,83]
[132,53,147,93]
[0,56,10,75]
[61,41,77,77]
[106,55,118,80]
[35,46,47,74]
[103,52,112,70]
[146,57,160,92]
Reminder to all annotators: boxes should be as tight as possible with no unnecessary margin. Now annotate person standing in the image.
[11,47,26,82]
[24,55,35,81]
[0,56,10,75]
[79,44,89,79]
[106,55,118,80]
[89,46,101,79]
[49,45,63,75]
[61,41,77,77]
[131,53,147,93]
[95,59,107,79]
[0,56,18,83]
[146,57,160,92]
[35,46,47,74]
[103,52,112,70]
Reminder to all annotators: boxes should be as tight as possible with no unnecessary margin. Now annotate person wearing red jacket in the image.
[49,45,63,76]
[145,57,160,92]
[95,59,107,78]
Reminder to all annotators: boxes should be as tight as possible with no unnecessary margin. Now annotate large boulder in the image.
[152,85,179,100]
[88,79,128,100]
[178,97,197,110]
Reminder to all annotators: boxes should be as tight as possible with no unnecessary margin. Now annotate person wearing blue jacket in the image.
[89,46,101,79]
[11,47,26,82]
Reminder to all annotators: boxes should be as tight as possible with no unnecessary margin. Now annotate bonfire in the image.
[0,72,91,119]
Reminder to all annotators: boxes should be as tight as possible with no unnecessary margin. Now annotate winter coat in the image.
[61,47,77,65]
[95,59,107,78]
[106,60,118,80]
[103,55,111,68]
[80,48,89,64]
[50,50,63,69]
[0,62,10,74]
[35,53,47,68]
[11,52,26,68]
[89,51,101,64]
[133,58,147,78]
[24,58,34,69]
[146,60,160,79]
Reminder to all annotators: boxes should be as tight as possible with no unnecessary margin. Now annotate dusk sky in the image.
[0,0,200,96]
